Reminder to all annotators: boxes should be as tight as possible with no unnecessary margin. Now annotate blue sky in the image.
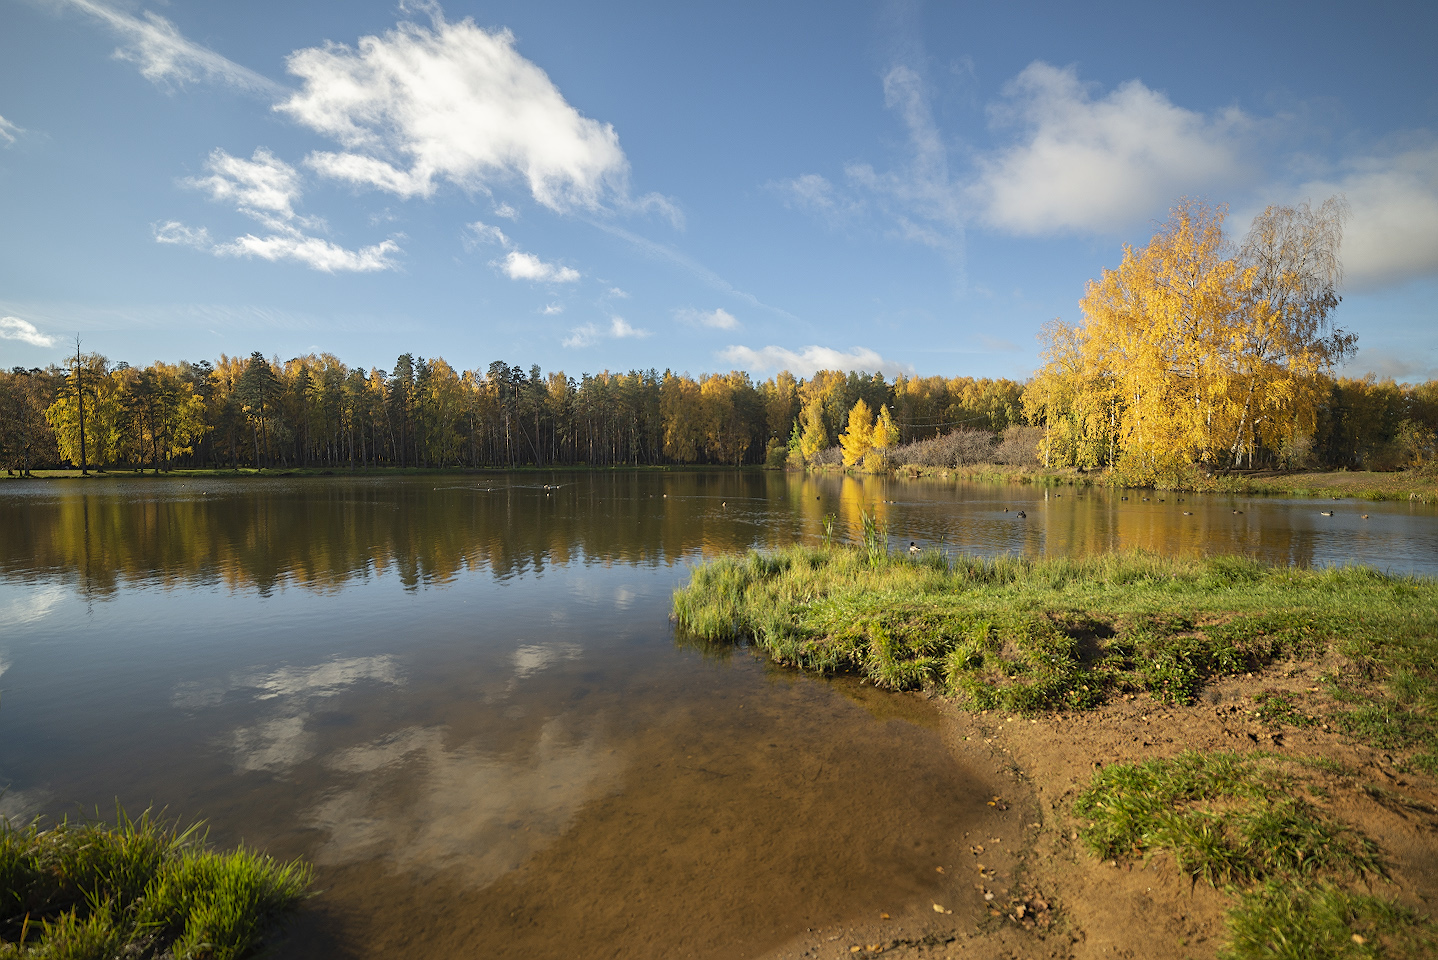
[1,0,1435,382]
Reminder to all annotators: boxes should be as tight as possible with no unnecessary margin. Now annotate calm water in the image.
[0,472,1434,957]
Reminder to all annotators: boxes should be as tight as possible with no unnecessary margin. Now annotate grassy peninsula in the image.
[674,544,1438,958]
[0,810,310,959]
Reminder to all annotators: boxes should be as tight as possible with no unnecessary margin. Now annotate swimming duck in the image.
[909,541,920,555]
[1016,510,1026,519]
[1320,510,1333,517]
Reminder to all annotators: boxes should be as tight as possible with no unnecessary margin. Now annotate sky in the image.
[1,0,1436,382]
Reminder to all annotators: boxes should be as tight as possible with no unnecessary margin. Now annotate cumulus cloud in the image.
[0,317,57,348]
[608,316,649,338]
[160,147,400,273]
[276,10,648,214]
[1344,348,1438,384]
[1291,144,1438,290]
[497,250,580,283]
[677,307,739,330]
[0,115,21,146]
[52,0,282,95]
[719,344,911,378]
[973,63,1250,235]
[560,323,599,348]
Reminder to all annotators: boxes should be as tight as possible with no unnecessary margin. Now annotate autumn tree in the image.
[839,398,874,466]
[1024,197,1355,482]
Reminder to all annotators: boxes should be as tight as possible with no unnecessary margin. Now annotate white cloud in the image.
[277,11,636,212]
[607,287,630,299]
[0,317,57,348]
[973,62,1250,235]
[1292,144,1438,290]
[719,344,912,378]
[0,115,21,146]
[677,307,739,330]
[464,219,512,250]
[53,0,282,95]
[608,316,649,339]
[214,234,401,273]
[560,316,646,347]
[541,302,564,315]
[561,323,598,348]
[162,147,401,273]
[493,202,519,219]
[497,250,579,283]
[185,148,310,231]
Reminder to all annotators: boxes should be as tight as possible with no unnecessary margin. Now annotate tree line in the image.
[4,196,1436,479]
[0,351,1025,474]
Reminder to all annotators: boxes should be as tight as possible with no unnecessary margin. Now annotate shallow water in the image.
[0,472,1433,957]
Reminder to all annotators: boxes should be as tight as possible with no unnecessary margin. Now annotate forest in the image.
[2,200,1435,479]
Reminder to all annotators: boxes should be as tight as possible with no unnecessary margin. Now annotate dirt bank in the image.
[764,662,1438,960]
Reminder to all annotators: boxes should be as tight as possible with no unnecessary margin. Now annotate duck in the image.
[1361,514,1369,519]
[1183,511,1193,516]
[1233,509,1243,515]
[909,541,920,555]
[1320,510,1333,517]
[1016,510,1027,519]
[1120,496,1129,501]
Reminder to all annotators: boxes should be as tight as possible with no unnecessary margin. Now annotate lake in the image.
[1,471,1434,957]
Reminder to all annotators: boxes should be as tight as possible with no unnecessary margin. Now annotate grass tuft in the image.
[1222,881,1437,960]
[0,809,310,959]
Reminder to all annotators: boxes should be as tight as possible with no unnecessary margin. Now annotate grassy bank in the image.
[887,461,1438,502]
[0,810,310,958]
[674,545,1438,957]
[673,545,1438,770]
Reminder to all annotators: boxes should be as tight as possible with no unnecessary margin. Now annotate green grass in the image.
[1071,753,1436,959]
[1223,881,1437,959]
[0,809,311,959]
[673,545,1438,763]
[1072,752,1383,886]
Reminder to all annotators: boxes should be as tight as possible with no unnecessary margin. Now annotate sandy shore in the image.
[760,659,1438,960]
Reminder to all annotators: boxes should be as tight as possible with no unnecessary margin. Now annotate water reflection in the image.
[308,719,622,888]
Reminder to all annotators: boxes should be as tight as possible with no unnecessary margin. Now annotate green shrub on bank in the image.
[1223,881,1437,960]
[0,810,311,959]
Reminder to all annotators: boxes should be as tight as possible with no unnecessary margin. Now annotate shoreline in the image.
[676,547,1438,959]
[7,462,1436,505]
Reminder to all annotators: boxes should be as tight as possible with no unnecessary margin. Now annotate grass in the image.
[1223,881,1437,960]
[673,544,1438,766]
[1072,752,1383,886]
[1072,752,1437,959]
[0,809,311,959]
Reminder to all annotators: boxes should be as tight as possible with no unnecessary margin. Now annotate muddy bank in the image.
[762,665,1438,960]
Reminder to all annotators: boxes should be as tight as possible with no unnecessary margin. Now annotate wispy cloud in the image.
[0,316,57,348]
[719,344,911,378]
[0,115,21,146]
[587,219,801,325]
[677,307,739,330]
[561,316,649,348]
[159,148,400,272]
[541,302,564,315]
[50,0,283,95]
[497,250,580,283]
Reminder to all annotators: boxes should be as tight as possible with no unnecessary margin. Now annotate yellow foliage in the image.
[840,398,874,466]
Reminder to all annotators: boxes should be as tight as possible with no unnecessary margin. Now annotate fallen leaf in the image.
[1352,934,1366,945]
[933,903,945,913]
[879,913,890,920]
